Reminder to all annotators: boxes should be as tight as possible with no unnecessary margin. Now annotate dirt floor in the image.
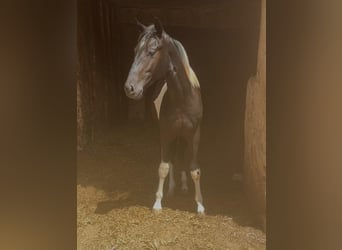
[77,123,266,250]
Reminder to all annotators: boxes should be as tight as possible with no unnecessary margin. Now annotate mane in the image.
[172,39,200,88]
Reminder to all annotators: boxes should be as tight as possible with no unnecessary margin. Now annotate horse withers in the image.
[124,19,205,214]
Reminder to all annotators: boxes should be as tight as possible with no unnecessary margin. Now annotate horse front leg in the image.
[191,168,204,214]
[152,161,171,211]
[187,126,205,214]
[152,133,173,211]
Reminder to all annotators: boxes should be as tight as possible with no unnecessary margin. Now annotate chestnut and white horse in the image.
[124,19,204,214]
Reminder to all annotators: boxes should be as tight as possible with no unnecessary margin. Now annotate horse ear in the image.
[135,18,146,32]
[153,16,164,38]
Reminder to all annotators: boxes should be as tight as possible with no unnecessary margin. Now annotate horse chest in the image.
[169,111,197,135]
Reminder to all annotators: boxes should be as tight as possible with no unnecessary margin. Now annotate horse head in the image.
[124,19,169,100]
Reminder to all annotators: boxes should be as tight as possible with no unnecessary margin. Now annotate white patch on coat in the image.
[173,40,200,88]
[153,82,167,119]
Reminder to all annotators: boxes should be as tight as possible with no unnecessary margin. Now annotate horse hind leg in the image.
[172,138,188,195]
[168,168,188,196]
[167,163,175,196]
[181,170,189,194]
[167,139,177,196]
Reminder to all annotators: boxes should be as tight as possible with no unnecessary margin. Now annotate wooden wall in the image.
[77,0,126,149]
[244,0,266,231]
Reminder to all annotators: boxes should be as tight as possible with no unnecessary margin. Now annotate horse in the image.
[124,19,205,214]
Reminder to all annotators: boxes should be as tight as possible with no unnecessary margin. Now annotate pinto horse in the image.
[124,19,204,214]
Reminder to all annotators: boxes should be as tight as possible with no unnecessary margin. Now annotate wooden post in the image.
[244,0,266,231]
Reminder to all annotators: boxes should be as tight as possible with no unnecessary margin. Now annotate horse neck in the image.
[163,37,192,103]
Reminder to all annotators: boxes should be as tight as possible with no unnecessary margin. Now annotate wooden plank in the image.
[112,0,247,9]
[244,0,266,232]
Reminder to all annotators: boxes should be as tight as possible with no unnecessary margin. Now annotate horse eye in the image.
[148,51,154,56]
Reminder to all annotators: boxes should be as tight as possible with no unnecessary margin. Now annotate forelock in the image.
[135,26,160,53]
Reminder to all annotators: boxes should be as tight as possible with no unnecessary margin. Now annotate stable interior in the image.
[77,0,262,234]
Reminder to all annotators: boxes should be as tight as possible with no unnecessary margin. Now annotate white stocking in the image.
[191,169,205,213]
[153,162,170,210]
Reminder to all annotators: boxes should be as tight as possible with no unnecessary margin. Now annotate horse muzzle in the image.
[124,83,144,100]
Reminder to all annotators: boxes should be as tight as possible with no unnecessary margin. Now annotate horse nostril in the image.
[125,84,134,93]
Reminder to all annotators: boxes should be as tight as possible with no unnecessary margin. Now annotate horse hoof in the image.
[152,200,163,212]
[197,202,205,214]
[153,208,162,214]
